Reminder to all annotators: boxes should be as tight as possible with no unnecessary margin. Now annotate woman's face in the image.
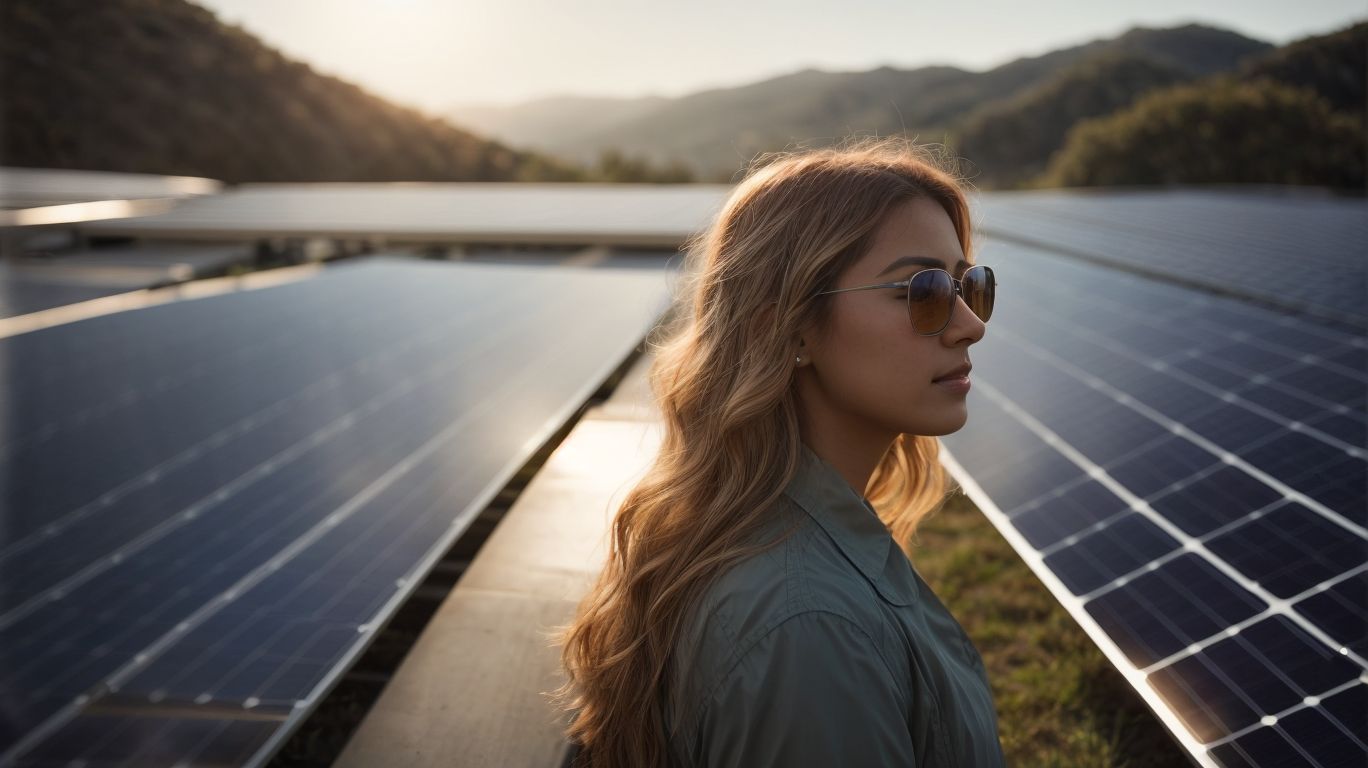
[798,196,987,439]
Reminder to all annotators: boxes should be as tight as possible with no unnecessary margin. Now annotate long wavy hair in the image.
[552,136,978,767]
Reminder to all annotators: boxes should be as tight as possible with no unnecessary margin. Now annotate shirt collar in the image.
[782,443,920,606]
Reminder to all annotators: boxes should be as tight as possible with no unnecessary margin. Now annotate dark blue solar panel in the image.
[1147,616,1361,742]
[1206,504,1367,599]
[1325,345,1367,373]
[979,190,1368,326]
[1304,411,1367,448]
[0,256,671,764]
[1167,353,1255,390]
[1320,684,1368,745]
[940,230,1366,767]
[1182,405,1285,451]
[1208,339,1307,375]
[1043,513,1180,596]
[1234,384,1326,422]
[1009,478,1130,550]
[1103,437,1220,498]
[973,445,1085,503]
[15,712,276,766]
[1146,466,1285,535]
[1084,554,1268,668]
[1208,683,1368,768]
[1049,407,1172,465]
[1241,432,1356,489]
[1293,571,1368,658]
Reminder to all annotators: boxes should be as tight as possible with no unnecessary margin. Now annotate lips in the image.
[932,363,971,382]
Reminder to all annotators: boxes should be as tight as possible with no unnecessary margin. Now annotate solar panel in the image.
[0,242,254,318]
[81,183,731,248]
[0,167,220,208]
[0,255,672,765]
[978,190,1368,328]
[940,238,1367,767]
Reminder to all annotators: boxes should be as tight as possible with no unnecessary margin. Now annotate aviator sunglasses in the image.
[814,264,996,336]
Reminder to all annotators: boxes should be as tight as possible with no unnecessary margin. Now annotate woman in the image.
[554,137,1003,767]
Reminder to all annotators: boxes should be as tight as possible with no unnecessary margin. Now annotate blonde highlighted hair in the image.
[552,136,978,767]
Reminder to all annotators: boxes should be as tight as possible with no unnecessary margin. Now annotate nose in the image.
[942,294,986,346]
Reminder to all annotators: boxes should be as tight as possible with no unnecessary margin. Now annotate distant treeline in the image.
[0,0,692,183]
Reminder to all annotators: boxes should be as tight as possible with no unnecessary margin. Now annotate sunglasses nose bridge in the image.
[931,269,991,336]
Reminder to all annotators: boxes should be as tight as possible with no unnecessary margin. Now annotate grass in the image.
[909,488,1190,767]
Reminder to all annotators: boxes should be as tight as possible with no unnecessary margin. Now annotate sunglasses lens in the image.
[908,269,953,334]
[963,265,995,323]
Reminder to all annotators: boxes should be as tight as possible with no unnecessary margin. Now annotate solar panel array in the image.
[978,190,1368,329]
[5,182,1361,767]
[940,231,1366,767]
[0,256,671,765]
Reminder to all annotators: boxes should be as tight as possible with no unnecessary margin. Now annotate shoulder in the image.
[686,494,889,650]
[665,497,898,733]
[670,605,914,767]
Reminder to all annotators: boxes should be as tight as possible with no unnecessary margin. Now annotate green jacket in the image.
[663,443,1005,767]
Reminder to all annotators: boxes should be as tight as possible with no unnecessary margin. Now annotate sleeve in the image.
[693,611,916,768]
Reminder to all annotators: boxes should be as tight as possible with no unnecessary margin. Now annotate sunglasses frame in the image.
[813,264,995,336]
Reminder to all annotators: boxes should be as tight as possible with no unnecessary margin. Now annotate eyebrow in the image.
[876,255,970,278]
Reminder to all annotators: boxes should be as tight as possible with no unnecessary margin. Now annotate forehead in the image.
[851,196,966,277]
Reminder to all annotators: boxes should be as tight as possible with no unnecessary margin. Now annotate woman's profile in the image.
[553,136,1003,767]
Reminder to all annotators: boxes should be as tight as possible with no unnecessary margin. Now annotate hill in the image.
[1238,20,1366,113]
[1039,22,1367,191]
[448,24,1271,180]
[1041,76,1364,189]
[953,53,1192,188]
[0,0,579,183]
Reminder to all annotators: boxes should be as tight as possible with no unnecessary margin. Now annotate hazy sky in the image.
[195,0,1366,113]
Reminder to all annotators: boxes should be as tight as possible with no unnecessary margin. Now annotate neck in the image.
[797,411,897,499]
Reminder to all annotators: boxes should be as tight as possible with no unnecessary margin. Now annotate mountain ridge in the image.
[448,23,1274,179]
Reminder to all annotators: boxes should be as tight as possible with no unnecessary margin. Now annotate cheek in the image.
[815,305,968,435]
[822,306,939,401]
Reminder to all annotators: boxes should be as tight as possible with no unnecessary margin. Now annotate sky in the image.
[194,0,1367,113]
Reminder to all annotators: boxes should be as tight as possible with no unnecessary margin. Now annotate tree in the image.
[1039,76,1365,191]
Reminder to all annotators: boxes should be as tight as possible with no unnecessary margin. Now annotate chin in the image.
[910,408,969,437]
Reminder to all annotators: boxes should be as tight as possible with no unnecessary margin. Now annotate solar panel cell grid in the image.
[1147,617,1361,743]
[17,714,277,767]
[1083,553,1269,668]
[1304,411,1367,447]
[978,191,1368,325]
[1146,466,1285,536]
[0,257,672,765]
[1208,685,1368,768]
[1293,571,1368,658]
[1104,437,1220,498]
[1049,407,1173,465]
[1042,512,1180,595]
[1205,504,1367,599]
[941,232,1366,766]
[1010,478,1131,549]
